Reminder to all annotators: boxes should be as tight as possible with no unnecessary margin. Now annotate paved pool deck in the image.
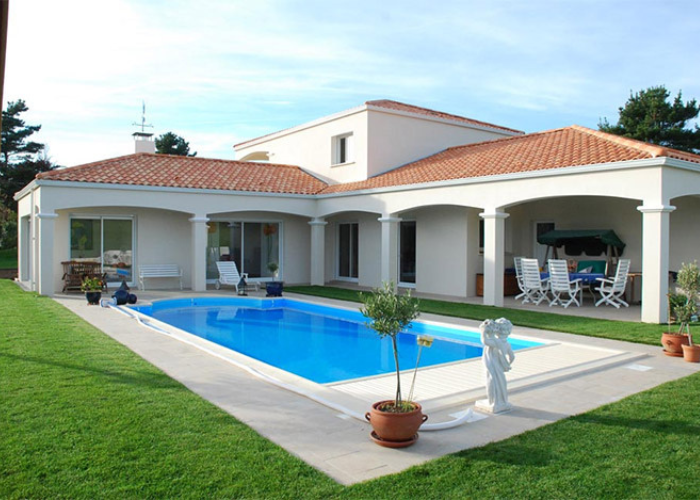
[53,289,700,485]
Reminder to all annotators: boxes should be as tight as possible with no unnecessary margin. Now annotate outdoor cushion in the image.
[576,260,606,274]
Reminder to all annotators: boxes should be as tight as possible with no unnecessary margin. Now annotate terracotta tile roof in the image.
[37,153,328,195]
[320,125,700,194]
[365,99,523,134]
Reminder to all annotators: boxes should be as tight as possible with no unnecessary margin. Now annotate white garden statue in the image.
[476,318,515,414]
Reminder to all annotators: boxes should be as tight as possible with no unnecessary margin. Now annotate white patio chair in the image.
[594,259,631,308]
[513,256,528,302]
[548,259,583,308]
[520,258,551,305]
[215,261,259,292]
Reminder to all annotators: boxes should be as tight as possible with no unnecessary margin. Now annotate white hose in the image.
[107,303,476,430]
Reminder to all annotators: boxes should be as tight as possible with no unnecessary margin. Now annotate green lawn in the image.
[0,247,17,269]
[2,280,700,499]
[285,285,688,346]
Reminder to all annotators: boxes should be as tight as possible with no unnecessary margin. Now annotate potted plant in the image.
[81,276,103,305]
[662,262,700,361]
[265,262,283,297]
[361,282,426,447]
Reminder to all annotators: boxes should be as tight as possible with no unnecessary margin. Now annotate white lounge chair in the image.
[595,259,631,308]
[548,259,583,308]
[215,261,258,292]
[520,258,551,305]
[513,256,528,302]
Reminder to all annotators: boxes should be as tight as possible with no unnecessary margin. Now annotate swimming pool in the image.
[131,297,542,384]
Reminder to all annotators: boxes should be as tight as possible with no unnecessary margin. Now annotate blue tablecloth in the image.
[541,272,604,285]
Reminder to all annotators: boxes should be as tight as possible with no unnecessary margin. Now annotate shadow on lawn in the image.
[573,413,700,436]
[1,352,180,389]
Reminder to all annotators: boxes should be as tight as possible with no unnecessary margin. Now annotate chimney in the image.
[133,131,155,154]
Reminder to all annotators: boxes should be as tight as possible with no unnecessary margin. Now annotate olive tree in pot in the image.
[360,282,426,447]
[671,262,700,362]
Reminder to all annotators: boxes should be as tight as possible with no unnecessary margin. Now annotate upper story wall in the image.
[235,102,520,185]
[366,109,515,179]
[235,108,370,184]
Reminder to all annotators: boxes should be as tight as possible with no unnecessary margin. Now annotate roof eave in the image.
[30,179,321,199]
[317,157,674,198]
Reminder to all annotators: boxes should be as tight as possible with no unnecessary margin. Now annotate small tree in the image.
[360,282,420,412]
[673,261,700,345]
[155,132,197,157]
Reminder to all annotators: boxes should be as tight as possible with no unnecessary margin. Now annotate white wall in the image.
[54,207,191,292]
[670,196,700,271]
[209,211,311,285]
[324,212,381,288]
[366,110,513,178]
[236,110,370,184]
[412,206,470,297]
[236,105,516,185]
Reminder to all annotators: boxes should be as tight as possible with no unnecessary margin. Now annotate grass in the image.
[0,247,17,269]
[2,280,700,498]
[285,285,691,346]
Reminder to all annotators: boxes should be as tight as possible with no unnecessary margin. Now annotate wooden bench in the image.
[138,264,183,291]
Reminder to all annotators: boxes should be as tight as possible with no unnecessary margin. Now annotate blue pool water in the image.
[131,298,542,384]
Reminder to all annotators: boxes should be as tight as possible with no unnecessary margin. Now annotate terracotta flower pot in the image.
[682,344,700,363]
[661,332,689,357]
[365,400,428,448]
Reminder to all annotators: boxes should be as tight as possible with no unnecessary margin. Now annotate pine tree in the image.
[1,99,45,164]
[155,132,197,157]
[599,86,700,153]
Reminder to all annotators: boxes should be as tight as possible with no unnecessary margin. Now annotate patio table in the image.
[540,272,604,285]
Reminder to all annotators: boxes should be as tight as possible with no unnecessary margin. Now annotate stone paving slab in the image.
[52,290,700,485]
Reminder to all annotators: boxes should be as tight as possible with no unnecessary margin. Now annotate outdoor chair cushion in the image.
[576,260,606,274]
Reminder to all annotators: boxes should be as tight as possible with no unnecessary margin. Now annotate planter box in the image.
[476,273,519,297]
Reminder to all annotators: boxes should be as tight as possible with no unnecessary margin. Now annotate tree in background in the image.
[2,99,44,164]
[1,100,56,210]
[155,132,197,157]
[599,86,700,154]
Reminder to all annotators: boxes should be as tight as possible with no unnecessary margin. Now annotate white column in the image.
[308,218,327,286]
[189,216,209,292]
[480,210,509,307]
[36,212,59,296]
[378,215,401,286]
[638,204,675,323]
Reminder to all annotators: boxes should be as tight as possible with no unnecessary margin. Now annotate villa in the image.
[14,99,700,323]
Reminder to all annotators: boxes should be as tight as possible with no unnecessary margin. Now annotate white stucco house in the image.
[14,99,700,323]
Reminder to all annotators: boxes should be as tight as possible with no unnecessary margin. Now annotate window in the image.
[332,133,353,165]
[70,216,134,285]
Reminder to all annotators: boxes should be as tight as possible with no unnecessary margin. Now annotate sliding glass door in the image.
[337,222,359,280]
[70,216,134,285]
[206,221,281,281]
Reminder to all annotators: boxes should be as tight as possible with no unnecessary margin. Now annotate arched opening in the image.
[238,151,270,162]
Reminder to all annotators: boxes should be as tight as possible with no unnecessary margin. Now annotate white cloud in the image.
[4,0,700,166]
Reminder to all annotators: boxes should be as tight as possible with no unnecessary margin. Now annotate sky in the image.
[4,0,700,167]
